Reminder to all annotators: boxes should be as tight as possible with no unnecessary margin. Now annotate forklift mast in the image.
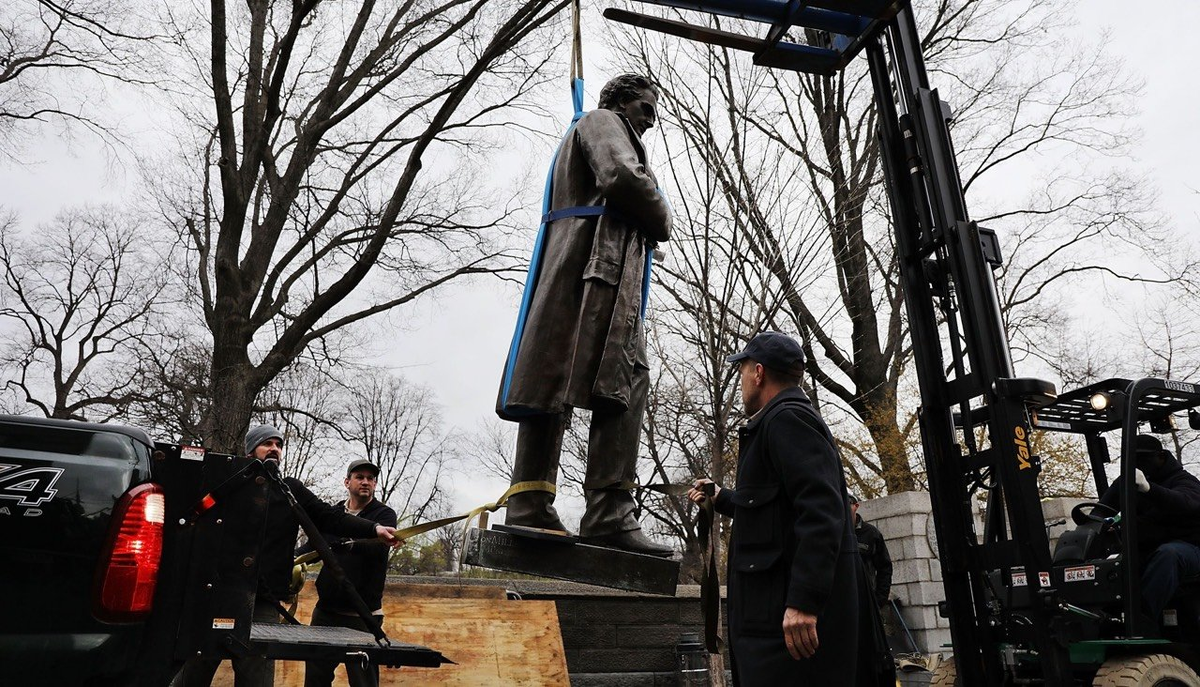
[607,1,1072,684]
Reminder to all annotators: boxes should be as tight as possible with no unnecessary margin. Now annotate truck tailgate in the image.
[0,420,150,633]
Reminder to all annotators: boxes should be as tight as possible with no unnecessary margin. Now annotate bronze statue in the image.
[497,74,672,557]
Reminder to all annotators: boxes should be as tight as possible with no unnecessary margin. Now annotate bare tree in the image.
[255,362,349,488]
[1125,301,1200,470]
[151,0,569,453]
[634,169,787,576]
[343,372,449,526]
[0,0,156,158]
[120,340,211,444]
[461,417,519,483]
[0,205,167,420]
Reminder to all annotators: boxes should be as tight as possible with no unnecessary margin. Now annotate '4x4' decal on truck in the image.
[0,463,64,507]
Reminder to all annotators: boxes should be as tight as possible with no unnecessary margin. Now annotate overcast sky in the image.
[0,1,1196,521]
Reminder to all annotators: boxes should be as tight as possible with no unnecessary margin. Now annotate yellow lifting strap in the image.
[397,479,557,542]
[293,480,557,566]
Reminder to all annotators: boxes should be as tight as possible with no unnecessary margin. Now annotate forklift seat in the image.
[1052,522,1106,565]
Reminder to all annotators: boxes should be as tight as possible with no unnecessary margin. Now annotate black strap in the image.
[639,482,723,654]
[257,586,303,626]
[697,482,723,654]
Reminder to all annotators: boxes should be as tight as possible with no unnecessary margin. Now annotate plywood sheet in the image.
[213,586,566,686]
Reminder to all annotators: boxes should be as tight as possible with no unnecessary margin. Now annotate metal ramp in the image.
[604,0,905,75]
[249,623,446,666]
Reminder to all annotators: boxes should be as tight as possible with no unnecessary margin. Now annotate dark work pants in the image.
[303,606,381,687]
[1142,540,1200,620]
[171,601,280,687]
[512,364,649,536]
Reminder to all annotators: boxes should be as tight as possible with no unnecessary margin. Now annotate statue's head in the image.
[598,73,658,137]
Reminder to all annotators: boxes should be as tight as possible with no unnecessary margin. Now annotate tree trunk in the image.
[858,386,914,492]
[205,329,258,455]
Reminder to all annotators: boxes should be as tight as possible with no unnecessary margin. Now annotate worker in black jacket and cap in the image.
[1100,434,1200,622]
[301,457,398,687]
[850,494,893,608]
[689,331,859,686]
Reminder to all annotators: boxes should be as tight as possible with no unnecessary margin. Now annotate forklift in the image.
[605,0,1200,684]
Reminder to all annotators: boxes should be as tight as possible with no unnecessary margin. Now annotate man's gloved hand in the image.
[1135,468,1151,494]
[688,478,721,504]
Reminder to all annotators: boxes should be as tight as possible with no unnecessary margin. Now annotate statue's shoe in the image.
[581,529,674,558]
[505,492,570,533]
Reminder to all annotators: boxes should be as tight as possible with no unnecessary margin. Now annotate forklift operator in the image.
[1099,434,1200,622]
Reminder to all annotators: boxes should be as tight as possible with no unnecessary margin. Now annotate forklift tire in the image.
[1092,654,1200,686]
[930,657,958,686]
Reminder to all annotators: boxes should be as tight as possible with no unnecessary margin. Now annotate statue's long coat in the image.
[499,108,671,418]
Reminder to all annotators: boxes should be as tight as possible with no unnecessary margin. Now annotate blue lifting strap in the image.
[499,77,660,416]
[542,206,607,223]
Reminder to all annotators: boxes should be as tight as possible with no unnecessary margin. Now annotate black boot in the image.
[504,490,570,533]
[579,488,674,557]
[582,528,674,558]
[506,414,571,533]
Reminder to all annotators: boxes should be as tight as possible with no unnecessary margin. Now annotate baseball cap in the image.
[346,458,380,477]
[726,331,806,376]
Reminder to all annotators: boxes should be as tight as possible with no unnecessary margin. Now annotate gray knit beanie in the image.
[245,424,284,456]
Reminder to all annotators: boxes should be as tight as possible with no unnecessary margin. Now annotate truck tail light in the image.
[92,483,165,622]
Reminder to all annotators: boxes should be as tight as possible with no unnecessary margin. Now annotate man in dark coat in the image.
[850,494,897,686]
[688,332,859,685]
[172,426,402,687]
[1100,434,1200,621]
[850,494,893,607]
[496,74,672,555]
[302,458,398,687]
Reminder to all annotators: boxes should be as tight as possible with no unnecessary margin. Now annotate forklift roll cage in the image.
[608,1,1200,684]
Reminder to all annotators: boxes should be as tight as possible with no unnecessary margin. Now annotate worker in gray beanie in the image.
[172,424,403,687]
[245,424,284,457]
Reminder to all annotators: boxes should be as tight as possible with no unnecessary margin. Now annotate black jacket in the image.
[855,515,893,606]
[258,478,379,602]
[714,387,859,686]
[312,497,398,614]
[1100,452,1200,554]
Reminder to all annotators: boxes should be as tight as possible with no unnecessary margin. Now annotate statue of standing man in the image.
[497,74,672,557]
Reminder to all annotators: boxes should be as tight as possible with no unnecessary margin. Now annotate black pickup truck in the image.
[0,416,161,685]
[0,415,446,686]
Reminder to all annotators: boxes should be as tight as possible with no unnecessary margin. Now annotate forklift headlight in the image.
[1089,393,1110,411]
